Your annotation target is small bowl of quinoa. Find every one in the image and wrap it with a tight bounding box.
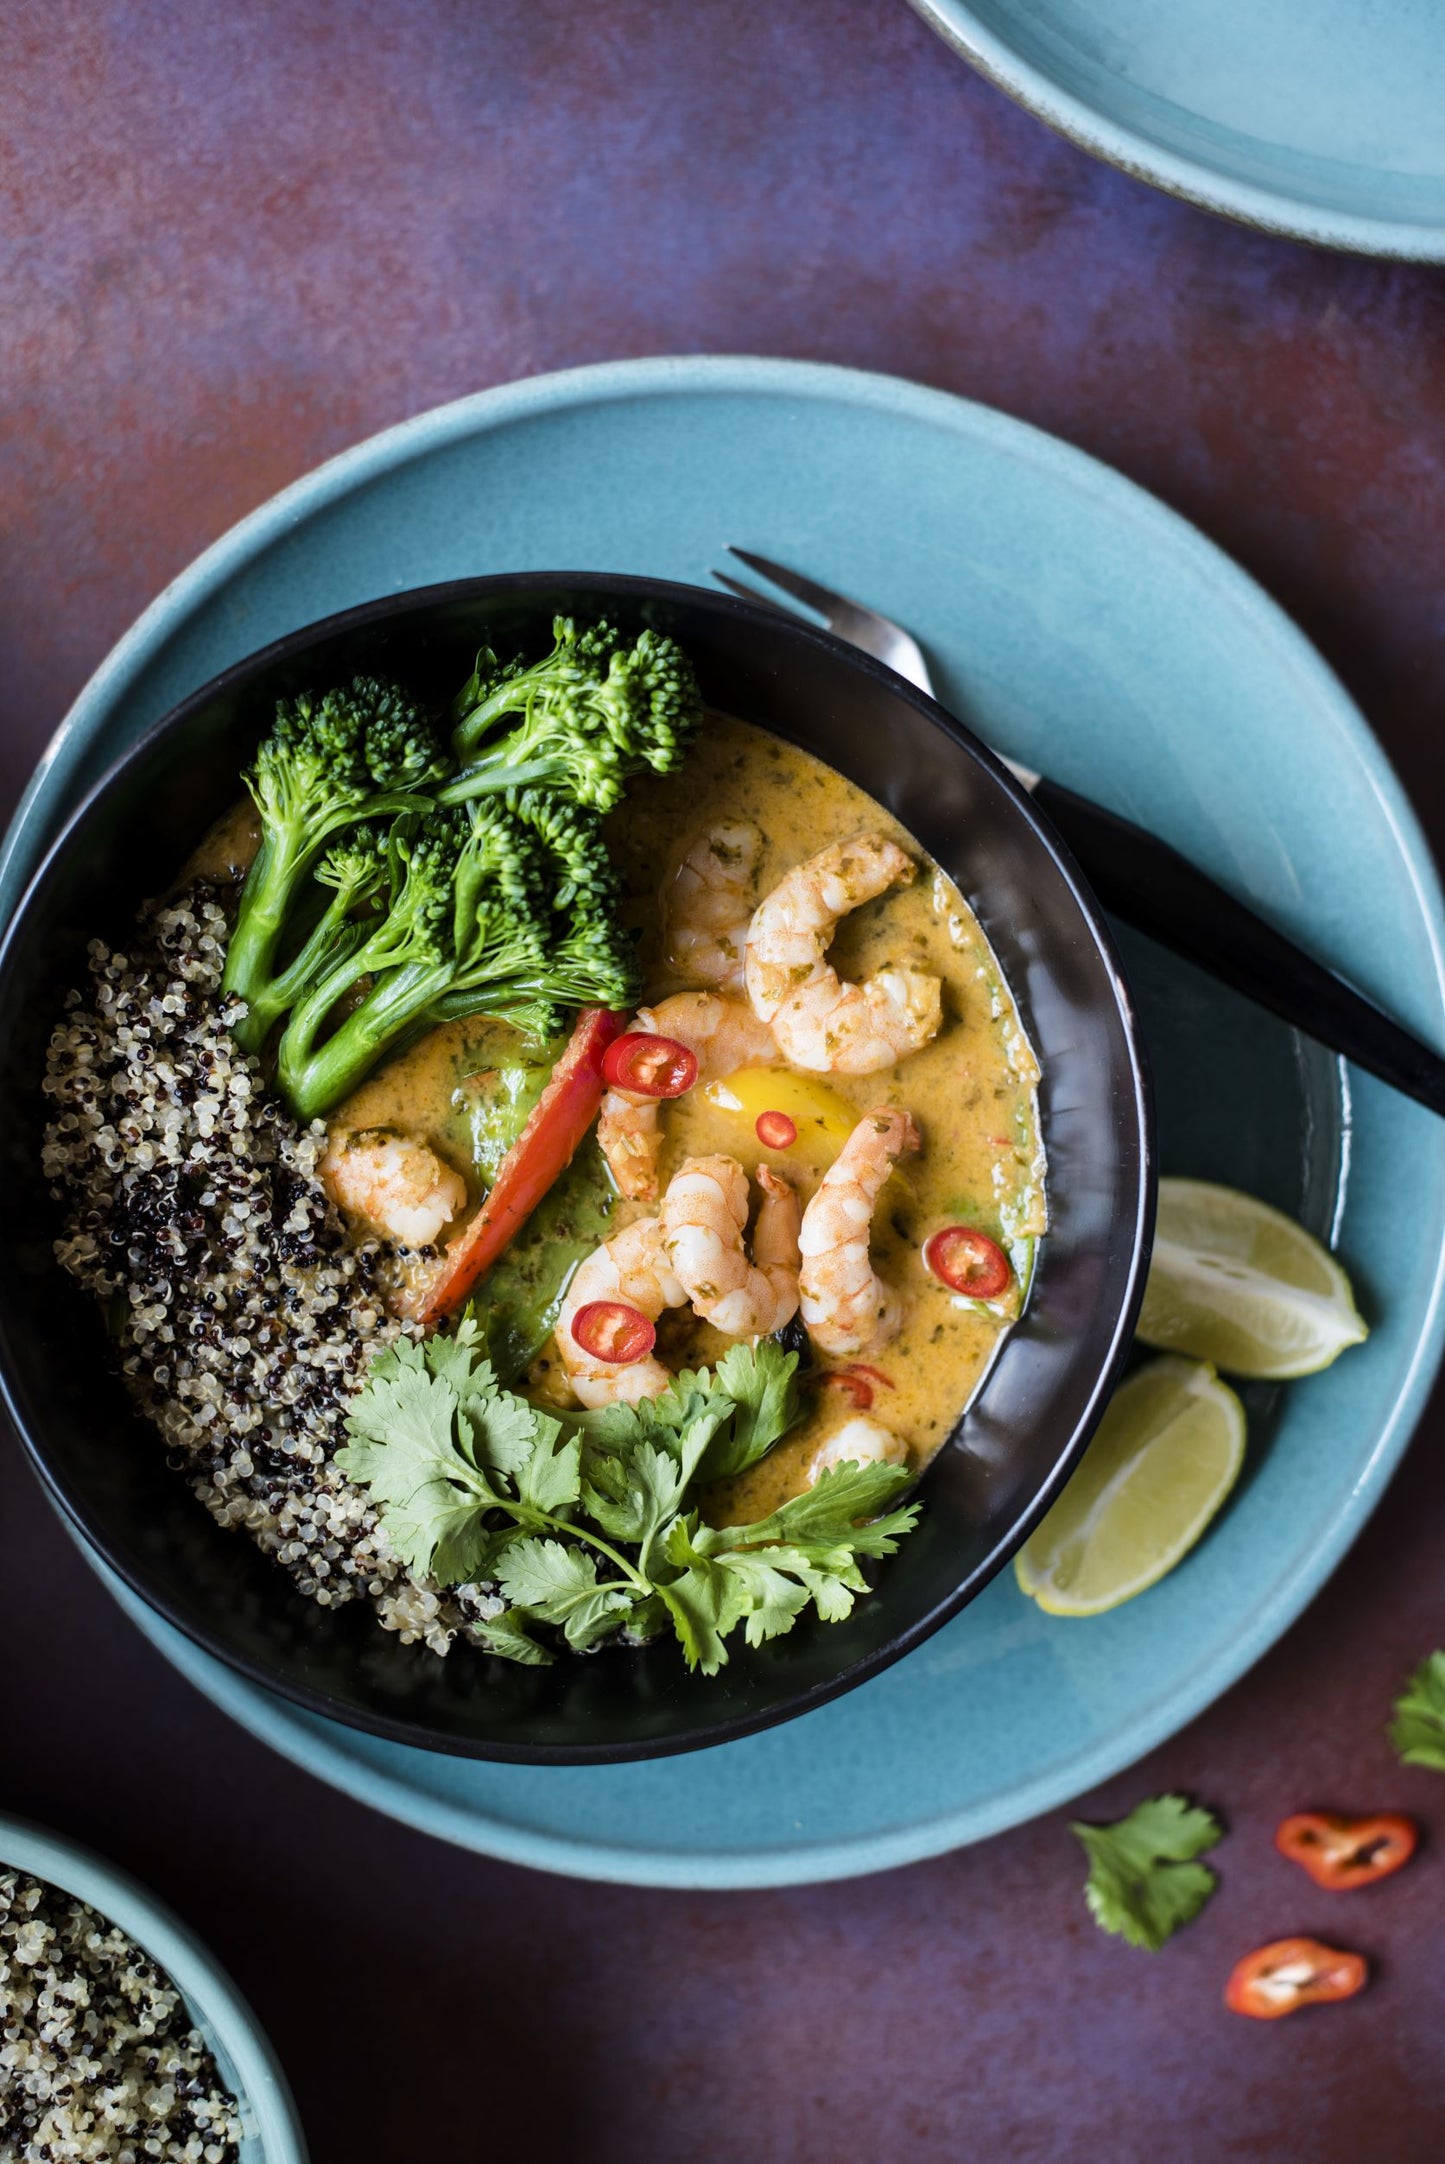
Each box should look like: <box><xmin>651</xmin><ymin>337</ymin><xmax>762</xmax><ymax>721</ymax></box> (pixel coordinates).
<box><xmin>0</xmin><ymin>1813</ymin><xmax>306</xmax><ymax>2164</ymax></box>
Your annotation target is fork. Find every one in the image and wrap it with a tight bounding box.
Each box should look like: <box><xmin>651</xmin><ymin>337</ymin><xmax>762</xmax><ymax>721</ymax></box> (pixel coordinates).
<box><xmin>713</xmin><ymin>547</ymin><xmax>1445</xmax><ymax>1119</ymax></box>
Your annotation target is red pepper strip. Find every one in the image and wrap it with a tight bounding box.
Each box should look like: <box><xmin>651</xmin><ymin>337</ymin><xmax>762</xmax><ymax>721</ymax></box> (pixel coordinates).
<box><xmin>569</xmin><ymin>1300</ymin><xmax>657</xmax><ymax>1365</ymax></box>
<box><xmin>416</xmin><ymin>1008</ymin><xmax>624</xmax><ymax>1326</ymax></box>
<box><xmin>923</xmin><ymin>1225</ymin><xmax>1012</xmax><ymax>1300</ymax></box>
<box><xmin>1225</xmin><ymin>1938</ymin><xmax>1368</xmax><ymax>2020</ymax></box>
<box><xmin>1275</xmin><ymin>1812</ymin><xmax>1417</xmax><ymax>1891</ymax></box>
<box><xmin>601</xmin><ymin>1031</ymin><xmax>698</xmax><ymax>1100</ymax></box>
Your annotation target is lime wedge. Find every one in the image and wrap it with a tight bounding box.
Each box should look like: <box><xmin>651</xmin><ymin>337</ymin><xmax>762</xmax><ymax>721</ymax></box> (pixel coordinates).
<box><xmin>1136</xmin><ymin>1178</ymin><xmax>1368</xmax><ymax>1380</ymax></box>
<box><xmin>1015</xmin><ymin>1357</ymin><xmax>1245</xmax><ymax>1616</ymax></box>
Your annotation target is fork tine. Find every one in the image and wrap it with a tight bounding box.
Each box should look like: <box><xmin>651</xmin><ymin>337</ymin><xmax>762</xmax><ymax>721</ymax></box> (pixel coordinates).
<box><xmin>727</xmin><ymin>547</ymin><xmax>843</xmax><ymax>620</ymax></box>
<box><xmin>710</xmin><ymin>570</ymin><xmax>803</xmax><ymax>622</ymax></box>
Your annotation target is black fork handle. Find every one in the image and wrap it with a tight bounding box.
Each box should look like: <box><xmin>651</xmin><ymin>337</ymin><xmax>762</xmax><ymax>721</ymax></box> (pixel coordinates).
<box><xmin>1033</xmin><ymin>776</ymin><xmax>1445</xmax><ymax>1119</ymax></box>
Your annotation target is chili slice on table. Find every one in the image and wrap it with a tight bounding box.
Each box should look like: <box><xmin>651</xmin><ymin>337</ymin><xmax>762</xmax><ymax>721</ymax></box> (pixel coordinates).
<box><xmin>1225</xmin><ymin>1938</ymin><xmax>1368</xmax><ymax>2020</ymax></box>
<box><xmin>755</xmin><ymin>1109</ymin><xmax>798</xmax><ymax>1150</ymax></box>
<box><xmin>568</xmin><ymin>1300</ymin><xmax>657</xmax><ymax>1365</ymax></box>
<box><xmin>1275</xmin><ymin>1812</ymin><xmax>1417</xmax><ymax>1891</ymax></box>
<box><xmin>923</xmin><ymin>1224</ymin><xmax>1012</xmax><ymax>1300</ymax></box>
<box><xmin>601</xmin><ymin>1031</ymin><xmax>698</xmax><ymax>1099</ymax></box>
<box><xmin>416</xmin><ymin>1007</ymin><xmax>624</xmax><ymax>1326</ymax></box>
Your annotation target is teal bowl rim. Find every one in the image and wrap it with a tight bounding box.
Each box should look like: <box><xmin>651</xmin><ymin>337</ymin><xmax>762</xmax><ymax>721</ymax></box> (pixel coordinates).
<box><xmin>8</xmin><ymin>355</ymin><xmax>1445</xmax><ymax>1883</ymax></box>
<box><xmin>0</xmin><ymin>1811</ymin><xmax>307</xmax><ymax>2159</ymax></box>
<box><xmin>905</xmin><ymin>0</ymin><xmax>1445</xmax><ymax>262</ymax></box>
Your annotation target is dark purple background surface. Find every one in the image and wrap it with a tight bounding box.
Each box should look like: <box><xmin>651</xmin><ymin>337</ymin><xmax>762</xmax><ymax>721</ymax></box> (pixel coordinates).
<box><xmin>3</xmin><ymin>4</ymin><xmax>1444</xmax><ymax>2157</ymax></box>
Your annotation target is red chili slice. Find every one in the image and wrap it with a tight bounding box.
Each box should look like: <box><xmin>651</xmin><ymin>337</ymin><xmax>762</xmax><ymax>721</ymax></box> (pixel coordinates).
<box><xmin>822</xmin><ymin>1371</ymin><xmax>875</xmax><ymax>1411</ymax></box>
<box><xmin>755</xmin><ymin>1109</ymin><xmax>798</xmax><ymax>1150</ymax></box>
<box><xmin>601</xmin><ymin>1032</ymin><xmax>698</xmax><ymax>1099</ymax></box>
<box><xmin>845</xmin><ymin>1364</ymin><xmax>895</xmax><ymax>1390</ymax></box>
<box><xmin>1225</xmin><ymin>1938</ymin><xmax>1368</xmax><ymax>2020</ymax></box>
<box><xmin>569</xmin><ymin>1300</ymin><xmax>657</xmax><ymax>1365</ymax></box>
<box><xmin>923</xmin><ymin>1225</ymin><xmax>1012</xmax><ymax>1300</ymax></box>
<box><xmin>1275</xmin><ymin>1812</ymin><xmax>1418</xmax><ymax>1892</ymax></box>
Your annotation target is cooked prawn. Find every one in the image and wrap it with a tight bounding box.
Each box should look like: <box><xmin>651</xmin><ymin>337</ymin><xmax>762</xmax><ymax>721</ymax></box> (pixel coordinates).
<box><xmin>664</xmin><ymin>822</ymin><xmax>761</xmax><ymax>993</ymax></box>
<box><xmin>661</xmin><ymin>1156</ymin><xmax>800</xmax><ymax>1338</ymax></box>
<box><xmin>745</xmin><ymin>833</ymin><xmax>942</xmax><ymax>1074</ymax></box>
<box><xmin>554</xmin><ymin>1216</ymin><xmax>684</xmax><ymax>1407</ymax></box>
<box><xmin>798</xmin><ymin>1106</ymin><xmax>919</xmax><ymax>1355</ymax></box>
<box><xmin>808</xmin><ymin>1414</ymin><xmax>910</xmax><ymax>1484</ymax></box>
<box><xmin>320</xmin><ymin>1128</ymin><xmax>467</xmax><ymax>1250</ymax></box>
<box><xmin>598</xmin><ymin>992</ymin><xmax>779</xmax><ymax>1202</ymax></box>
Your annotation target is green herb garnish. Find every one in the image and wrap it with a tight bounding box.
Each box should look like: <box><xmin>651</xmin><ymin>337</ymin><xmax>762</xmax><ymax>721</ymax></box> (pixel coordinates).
<box><xmin>1390</xmin><ymin>1652</ymin><xmax>1445</xmax><ymax>1771</ymax></box>
<box><xmin>1070</xmin><ymin>1795</ymin><xmax>1223</xmax><ymax>1950</ymax></box>
<box><xmin>337</xmin><ymin>1324</ymin><xmax>920</xmax><ymax>1671</ymax></box>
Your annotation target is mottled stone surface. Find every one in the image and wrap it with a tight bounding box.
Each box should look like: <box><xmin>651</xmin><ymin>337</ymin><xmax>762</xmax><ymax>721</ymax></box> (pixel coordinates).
<box><xmin>2</xmin><ymin>4</ymin><xmax>1443</xmax><ymax>2158</ymax></box>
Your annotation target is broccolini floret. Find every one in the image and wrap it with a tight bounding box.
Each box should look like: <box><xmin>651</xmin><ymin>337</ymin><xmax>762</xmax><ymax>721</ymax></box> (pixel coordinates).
<box><xmin>272</xmin><ymin>796</ymin><xmax>642</xmax><ymax>1122</ymax></box>
<box><xmin>224</xmin><ymin>677</ymin><xmax>445</xmax><ymax>1052</ymax></box>
<box><xmin>440</xmin><ymin>617</ymin><xmax>702</xmax><ymax>813</ymax></box>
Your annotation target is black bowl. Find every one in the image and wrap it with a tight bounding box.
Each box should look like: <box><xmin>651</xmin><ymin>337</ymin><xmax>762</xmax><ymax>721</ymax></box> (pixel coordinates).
<box><xmin>0</xmin><ymin>574</ymin><xmax>1153</xmax><ymax>1762</ymax></box>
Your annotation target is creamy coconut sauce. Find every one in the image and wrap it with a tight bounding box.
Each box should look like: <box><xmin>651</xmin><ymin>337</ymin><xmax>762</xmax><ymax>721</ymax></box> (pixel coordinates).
<box><xmin>188</xmin><ymin>714</ymin><xmax>1046</xmax><ymax>1516</ymax></box>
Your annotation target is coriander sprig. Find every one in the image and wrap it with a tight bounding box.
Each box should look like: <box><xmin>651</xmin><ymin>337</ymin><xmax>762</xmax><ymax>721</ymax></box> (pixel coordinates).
<box><xmin>337</xmin><ymin>1322</ymin><xmax>920</xmax><ymax>1672</ymax></box>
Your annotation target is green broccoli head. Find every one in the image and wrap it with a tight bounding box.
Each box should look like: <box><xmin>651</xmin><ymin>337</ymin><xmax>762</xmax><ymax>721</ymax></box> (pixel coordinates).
<box><xmin>441</xmin><ymin>618</ymin><xmax>702</xmax><ymax>814</ymax></box>
<box><xmin>225</xmin><ymin>676</ymin><xmax>444</xmax><ymax>1048</ymax></box>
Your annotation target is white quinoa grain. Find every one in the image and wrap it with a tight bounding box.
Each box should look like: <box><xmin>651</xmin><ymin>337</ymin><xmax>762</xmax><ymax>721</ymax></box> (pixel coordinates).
<box><xmin>43</xmin><ymin>887</ymin><xmax>502</xmax><ymax>1659</ymax></box>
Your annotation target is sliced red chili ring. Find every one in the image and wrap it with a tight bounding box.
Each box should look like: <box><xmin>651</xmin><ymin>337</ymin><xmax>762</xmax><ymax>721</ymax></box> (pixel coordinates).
<box><xmin>822</xmin><ymin>1371</ymin><xmax>875</xmax><ymax>1411</ymax></box>
<box><xmin>1275</xmin><ymin>1812</ymin><xmax>1418</xmax><ymax>1891</ymax></box>
<box><xmin>569</xmin><ymin>1300</ymin><xmax>657</xmax><ymax>1365</ymax></box>
<box><xmin>923</xmin><ymin>1225</ymin><xmax>1012</xmax><ymax>1300</ymax></box>
<box><xmin>755</xmin><ymin>1109</ymin><xmax>798</xmax><ymax>1150</ymax></box>
<box><xmin>601</xmin><ymin>1032</ymin><xmax>698</xmax><ymax>1100</ymax></box>
<box><xmin>844</xmin><ymin>1363</ymin><xmax>895</xmax><ymax>1390</ymax></box>
<box><xmin>1225</xmin><ymin>1938</ymin><xmax>1368</xmax><ymax>2020</ymax></box>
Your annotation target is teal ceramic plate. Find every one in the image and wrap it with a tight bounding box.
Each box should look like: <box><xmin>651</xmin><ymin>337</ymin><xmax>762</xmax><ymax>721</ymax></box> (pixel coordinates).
<box><xmin>0</xmin><ymin>1812</ymin><xmax>306</xmax><ymax>2160</ymax></box>
<box><xmin>9</xmin><ymin>358</ymin><xmax>1445</xmax><ymax>1885</ymax></box>
<box><xmin>909</xmin><ymin>0</ymin><xmax>1445</xmax><ymax>259</ymax></box>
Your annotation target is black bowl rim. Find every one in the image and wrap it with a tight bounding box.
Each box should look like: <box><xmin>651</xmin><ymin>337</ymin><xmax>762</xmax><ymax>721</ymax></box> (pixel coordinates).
<box><xmin>0</xmin><ymin>570</ymin><xmax>1155</xmax><ymax>1762</ymax></box>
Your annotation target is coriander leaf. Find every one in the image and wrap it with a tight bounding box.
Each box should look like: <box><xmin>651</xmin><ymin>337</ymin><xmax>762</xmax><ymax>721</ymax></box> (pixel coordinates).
<box><xmin>1070</xmin><ymin>1796</ymin><xmax>1223</xmax><ymax>1951</ymax></box>
<box><xmin>1390</xmin><ymin>1651</ymin><xmax>1445</xmax><ymax>1771</ymax></box>
<box><xmin>717</xmin><ymin>1554</ymin><xmax>812</xmax><ymax>1645</ymax></box>
<box><xmin>658</xmin><ymin>1560</ymin><xmax>745</xmax><ymax>1675</ymax></box>
<box><xmin>496</xmin><ymin>1538</ymin><xmax>635</xmax><ymax>1653</ymax></box>
<box><xmin>473</xmin><ymin>1607</ymin><xmax>555</xmax><ymax>1667</ymax></box>
<box><xmin>581</xmin><ymin>1438</ymin><xmax>686</xmax><ymax>1557</ymax></box>
<box><xmin>696</xmin><ymin>1340</ymin><xmax>804</xmax><ymax>1482</ymax></box>
<box><xmin>497</xmin><ymin>1536</ymin><xmax>602</xmax><ymax>1613</ymax></box>
<box><xmin>512</xmin><ymin>1418</ymin><xmax>581</xmax><ymax>1515</ymax></box>
<box><xmin>703</xmin><ymin>1458</ymin><xmax>919</xmax><ymax>1559</ymax></box>
<box><xmin>338</xmin><ymin>1353</ymin><xmax>499</xmax><ymax>1579</ymax></box>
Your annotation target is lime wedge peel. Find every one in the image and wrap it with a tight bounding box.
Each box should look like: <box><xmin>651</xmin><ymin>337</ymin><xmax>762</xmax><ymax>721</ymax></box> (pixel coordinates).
<box><xmin>1135</xmin><ymin>1178</ymin><xmax>1368</xmax><ymax>1381</ymax></box>
<box><xmin>1015</xmin><ymin>1356</ymin><xmax>1247</xmax><ymax>1618</ymax></box>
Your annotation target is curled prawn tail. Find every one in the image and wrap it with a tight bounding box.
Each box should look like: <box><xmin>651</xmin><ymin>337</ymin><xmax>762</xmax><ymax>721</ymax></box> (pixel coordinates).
<box><xmin>744</xmin><ymin>834</ymin><xmax>942</xmax><ymax>1075</ymax></box>
<box><xmin>665</xmin><ymin>822</ymin><xmax>762</xmax><ymax>992</ymax></box>
<box><xmin>598</xmin><ymin>1090</ymin><xmax>661</xmax><ymax>1201</ymax></box>
<box><xmin>661</xmin><ymin>1155</ymin><xmax>800</xmax><ymax>1339</ymax></box>
<box><xmin>798</xmin><ymin>1106</ymin><xmax>920</xmax><ymax>1356</ymax></box>
<box><xmin>555</xmin><ymin>1217</ymin><xmax>683</xmax><ymax>1407</ymax></box>
<box><xmin>754</xmin><ymin>1164</ymin><xmax>801</xmax><ymax>1277</ymax></box>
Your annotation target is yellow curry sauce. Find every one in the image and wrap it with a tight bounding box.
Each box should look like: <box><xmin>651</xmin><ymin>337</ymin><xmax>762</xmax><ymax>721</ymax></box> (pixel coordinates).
<box><xmin>186</xmin><ymin>715</ymin><xmax>1046</xmax><ymax>1516</ymax></box>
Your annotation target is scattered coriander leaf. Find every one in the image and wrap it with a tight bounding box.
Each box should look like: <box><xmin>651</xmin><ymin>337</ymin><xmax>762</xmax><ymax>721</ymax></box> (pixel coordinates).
<box><xmin>512</xmin><ymin>1419</ymin><xmax>581</xmax><ymax>1515</ymax></box>
<box><xmin>696</xmin><ymin>1340</ymin><xmax>805</xmax><ymax>1481</ymax></box>
<box><xmin>701</xmin><ymin>1457</ymin><xmax>919</xmax><ymax>1559</ymax></box>
<box><xmin>472</xmin><ymin>1607</ymin><xmax>555</xmax><ymax>1667</ymax></box>
<box><xmin>1070</xmin><ymin>1796</ymin><xmax>1223</xmax><ymax>1951</ymax></box>
<box><xmin>1390</xmin><ymin>1652</ymin><xmax>1445</xmax><ymax>1771</ymax></box>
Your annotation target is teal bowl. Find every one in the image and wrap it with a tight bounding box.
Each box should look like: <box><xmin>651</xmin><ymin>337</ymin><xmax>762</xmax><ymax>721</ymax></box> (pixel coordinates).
<box><xmin>0</xmin><ymin>1812</ymin><xmax>305</xmax><ymax>2162</ymax></box>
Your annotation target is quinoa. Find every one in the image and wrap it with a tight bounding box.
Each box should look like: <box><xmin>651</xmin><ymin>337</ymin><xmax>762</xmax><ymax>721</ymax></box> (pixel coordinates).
<box><xmin>41</xmin><ymin>886</ymin><xmax>502</xmax><ymax>1656</ymax></box>
<box><xmin>0</xmin><ymin>1868</ymin><xmax>243</xmax><ymax>2163</ymax></box>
